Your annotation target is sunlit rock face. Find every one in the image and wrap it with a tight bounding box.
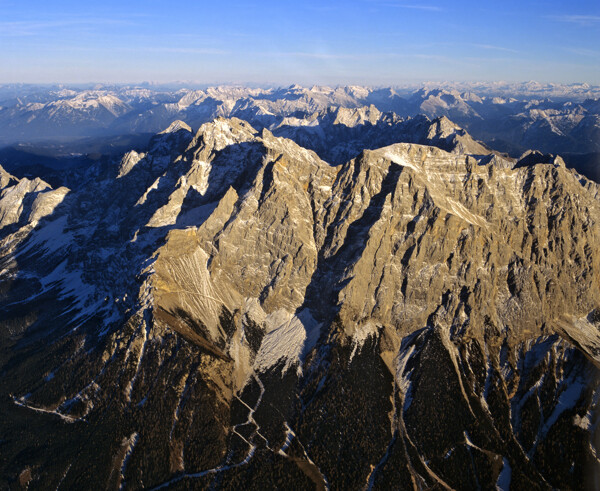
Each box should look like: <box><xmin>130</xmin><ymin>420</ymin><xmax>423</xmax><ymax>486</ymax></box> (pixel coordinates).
<box><xmin>1</xmin><ymin>116</ymin><xmax>599</xmax><ymax>490</ymax></box>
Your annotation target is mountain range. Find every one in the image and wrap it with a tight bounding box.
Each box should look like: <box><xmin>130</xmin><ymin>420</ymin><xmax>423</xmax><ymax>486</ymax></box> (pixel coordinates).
<box><xmin>1</xmin><ymin>95</ymin><xmax>600</xmax><ymax>489</ymax></box>
<box><xmin>1</xmin><ymin>83</ymin><xmax>599</xmax><ymax>157</ymax></box>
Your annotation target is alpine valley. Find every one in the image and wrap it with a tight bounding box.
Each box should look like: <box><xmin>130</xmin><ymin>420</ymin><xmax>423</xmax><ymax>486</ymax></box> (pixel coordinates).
<box><xmin>1</xmin><ymin>84</ymin><xmax>600</xmax><ymax>490</ymax></box>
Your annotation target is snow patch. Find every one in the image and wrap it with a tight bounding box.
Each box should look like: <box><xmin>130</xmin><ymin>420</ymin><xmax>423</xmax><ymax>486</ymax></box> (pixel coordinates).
<box><xmin>384</xmin><ymin>150</ymin><xmax>419</xmax><ymax>172</ymax></box>
<box><xmin>278</xmin><ymin>422</ymin><xmax>296</xmax><ymax>456</ymax></box>
<box><xmin>40</xmin><ymin>260</ymin><xmax>99</xmax><ymax>319</ymax></box>
<box><xmin>12</xmin><ymin>395</ymin><xmax>80</xmax><ymax>424</ymax></box>
<box><xmin>119</xmin><ymin>432</ymin><xmax>139</xmax><ymax>490</ymax></box>
<box><xmin>541</xmin><ymin>378</ymin><xmax>586</xmax><ymax>436</ymax></box>
<box><xmin>574</xmin><ymin>412</ymin><xmax>592</xmax><ymax>431</ymax></box>
<box><xmin>254</xmin><ymin>308</ymin><xmax>321</xmax><ymax>375</ymax></box>
<box><xmin>19</xmin><ymin>216</ymin><xmax>73</xmax><ymax>256</ymax></box>
<box><xmin>190</xmin><ymin>159</ymin><xmax>211</xmax><ymax>195</ymax></box>
<box><xmin>396</xmin><ymin>342</ymin><xmax>416</xmax><ymax>411</ymax></box>
<box><xmin>349</xmin><ymin>322</ymin><xmax>377</xmax><ymax>363</ymax></box>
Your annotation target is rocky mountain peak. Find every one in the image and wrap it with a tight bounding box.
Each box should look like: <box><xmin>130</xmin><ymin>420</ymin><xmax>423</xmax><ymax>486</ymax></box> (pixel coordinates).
<box><xmin>515</xmin><ymin>149</ymin><xmax>566</xmax><ymax>168</ymax></box>
<box><xmin>331</xmin><ymin>104</ymin><xmax>382</xmax><ymax>126</ymax></box>
<box><xmin>0</xmin><ymin>164</ymin><xmax>17</xmax><ymax>188</ymax></box>
<box><xmin>160</xmin><ymin>119</ymin><xmax>192</xmax><ymax>135</ymax></box>
<box><xmin>188</xmin><ymin>117</ymin><xmax>258</xmax><ymax>158</ymax></box>
<box><xmin>0</xmin><ymin>168</ymin><xmax>68</xmax><ymax>232</ymax></box>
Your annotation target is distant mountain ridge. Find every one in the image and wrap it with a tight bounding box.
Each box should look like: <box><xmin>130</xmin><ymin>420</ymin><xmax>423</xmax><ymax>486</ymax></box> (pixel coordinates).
<box><xmin>1</xmin><ymin>83</ymin><xmax>599</xmax><ymax>160</ymax></box>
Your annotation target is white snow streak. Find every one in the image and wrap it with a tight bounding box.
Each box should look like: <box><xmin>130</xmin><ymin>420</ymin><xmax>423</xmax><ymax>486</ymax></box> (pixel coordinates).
<box><xmin>254</xmin><ymin>308</ymin><xmax>321</xmax><ymax>374</ymax></box>
<box><xmin>396</xmin><ymin>343</ymin><xmax>416</xmax><ymax>410</ymax></box>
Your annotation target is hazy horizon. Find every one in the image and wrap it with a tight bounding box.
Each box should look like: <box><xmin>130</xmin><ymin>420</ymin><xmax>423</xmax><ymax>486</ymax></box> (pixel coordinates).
<box><xmin>1</xmin><ymin>79</ymin><xmax>600</xmax><ymax>89</ymax></box>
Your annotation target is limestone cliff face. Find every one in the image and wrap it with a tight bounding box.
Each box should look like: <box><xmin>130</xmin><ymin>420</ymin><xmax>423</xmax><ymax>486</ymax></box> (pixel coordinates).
<box><xmin>152</xmin><ymin>127</ymin><xmax>600</xmax><ymax>359</ymax></box>
<box><xmin>316</xmin><ymin>145</ymin><xmax>600</xmax><ymax>341</ymax></box>
<box><xmin>0</xmin><ymin>165</ymin><xmax>68</xmax><ymax>231</ymax></box>
<box><xmin>152</xmin><ymin>125</ymin><xmax>336</xmax><ymax>327</ymax></box>
<box><xmin>1</xmin><ymin>117</ymin><xmax>599</xmax><ymax>489</ymax></box>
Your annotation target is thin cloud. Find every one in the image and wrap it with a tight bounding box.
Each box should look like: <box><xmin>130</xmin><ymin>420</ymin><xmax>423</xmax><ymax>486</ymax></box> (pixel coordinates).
<box><xmin>463</xmin><ymin>56</ymin><xmax>524</xmax><ymax>63</ymax></box>
<box><xmin>562</xmin><ymin>47</ymin><xmax>600</xmax><ymax>58</ymax></box>
<box><xmin>0</xmin><ymin>20</ymin><xmax>79</xmax><ymax>36</ymax></box>
<box><xmin>548</xmin><ymin>14</ymin><xmax>600</xmax><ymax>25</ymax></box>
<box><xmin>145</xmin><ymin>47</ymin><xmax>230</xmax><ymax>56</ymax></box>
<box><xmin>365</xmin><ymin>1</ymin><xmax>443</xmax><ymax>11</ymax></box>
<box><xmin>472</xmin><ymin>44</ymin><xmax>519</xmax><ymax>54</ymax></box>
<box><xmin>255</xmin><ymin>51</ymin><xmax>469</xmax><ymax>63</ymax></box>
<box><xmin>408</xmin><ymin>53</ymin><xmax>465</xmax><ymax>63</ymax></box>
<box><xmin>381</xmin><ymin>4</ymin><xmax>443</xmax><ymax>11</ymax></box>
<box><xmin>261</xmin><ymin>52</ymin><xmax>361</xmax><ymax>60</ymax></box>
<box><xmin>302</xmin><ymin>5</ymin><xmax>343</xmax><ymax>13</ymax></box>
<box><xmin>0</xmin><ymin>18</ymin><xmax>138</xmax><ymax>36</ymax></box>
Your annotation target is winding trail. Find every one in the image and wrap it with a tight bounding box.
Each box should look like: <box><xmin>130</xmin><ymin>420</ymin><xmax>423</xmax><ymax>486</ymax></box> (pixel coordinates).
<box><xmin>150</xmin><ymin>372</ymin><xmax>266</xmax><ymax>490</ymax></box>
<box><xmin>12</xmin><ymin>395</ymin><xmax>80</xmax><ymax>424</ymax></box>
<box><xmin>277</xmin><ymin>421</ymin><xmax>329</xmax><ymax>491</ymax></box>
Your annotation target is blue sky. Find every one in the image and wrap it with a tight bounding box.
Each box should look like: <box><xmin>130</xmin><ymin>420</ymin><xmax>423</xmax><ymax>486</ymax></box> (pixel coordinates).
<box><xmin>1</xmin><ymin>0</ymin><xmax>599</xmax><ymax>85</ymax></box>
